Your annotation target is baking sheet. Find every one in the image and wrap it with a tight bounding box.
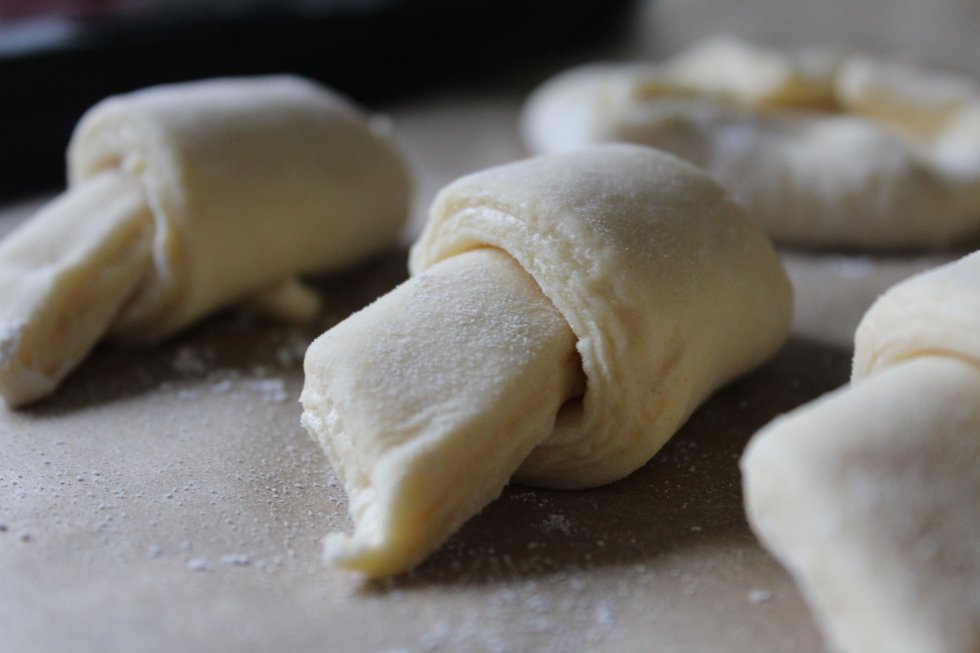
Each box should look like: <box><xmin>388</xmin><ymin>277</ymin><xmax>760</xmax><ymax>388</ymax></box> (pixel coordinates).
<box><xmin>1</xmin><ymin>257</ymin><xmax>841</xmax><ymax>652</ymax></box>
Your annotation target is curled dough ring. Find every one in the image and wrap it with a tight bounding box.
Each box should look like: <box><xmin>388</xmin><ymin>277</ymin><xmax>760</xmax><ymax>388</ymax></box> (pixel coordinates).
<box><xmin>302</xmin><ymin>144</ymin><xmax>792</xmax><ymax>577</ymax></box>
<box><xmin>742</xmin><ymin>251</ymin><xmax>980</xmax><ymax>653</ymax></box>
<box><xmin>522</xmin><ymin>38</ymin><xmax>980</xmax><ymax>249</ymax></box>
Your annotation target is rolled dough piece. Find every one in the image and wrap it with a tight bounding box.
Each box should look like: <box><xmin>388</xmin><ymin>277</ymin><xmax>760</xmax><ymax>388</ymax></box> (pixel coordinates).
<box><xmin>0</xmin><ymin>76</ymin><xmax>410</xmax><ymax>407</ymax></box>
<box><xmin>780</xmin><ymin>248</ymin><xmax>957</xmax><ymax>346</ymax></box>
<box><xmin>853</xmin><ymin>249</ymin><xmax>980</xmax><ymax>377</ymax></box>
<box><xmin>301</xmin><ymin>144</ymin><xmax>792</xmax><ymax>577</ymax></box>
<box><xmin>521</xmin><ymin>37</ymin><xmax>980</xmax><ymax>250</ymax></box>
<box><xmin>742</xmin><ymin>251</ymin><xmax>980</xmax><ymax>653</ymax></box>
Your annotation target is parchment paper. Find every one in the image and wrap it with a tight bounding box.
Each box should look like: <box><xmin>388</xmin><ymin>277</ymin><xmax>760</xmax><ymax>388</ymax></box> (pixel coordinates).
<box><xmin>3</xmin><ymin>1</ymin><xmax>978</xmax><ymax>651</ymax></box>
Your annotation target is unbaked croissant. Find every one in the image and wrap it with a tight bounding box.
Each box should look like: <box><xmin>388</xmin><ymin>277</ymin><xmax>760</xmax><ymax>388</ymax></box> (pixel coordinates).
<box><xmin>301</xmin><ymin>144</ymin><xmax>792</xmax><ymax>577</ymax></box>
<box><xmin>522</xmin><ymin>37</ymin><xmax>980</xmax><ymax>250</ymax></box>
<box><xmin>0</xmin><ymin>76</ymin><xmax>410</xmax><ymax>407</ymax></box>
<box><xmin>742</xmin><ymin>250</ymin><xmax>980</xmax><ymax>653</ymax></box>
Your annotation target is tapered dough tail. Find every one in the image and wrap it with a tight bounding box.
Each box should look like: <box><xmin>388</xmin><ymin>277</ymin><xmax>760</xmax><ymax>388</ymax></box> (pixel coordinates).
<box><xmin>0</xmin><ymin>171</ymin><xmax>153</xmax><ymax>406</ymax></box>
<box><xmin>301</xmin><ymin>249</ymin><xmax>581</xmax><ymax>577</ymax></box>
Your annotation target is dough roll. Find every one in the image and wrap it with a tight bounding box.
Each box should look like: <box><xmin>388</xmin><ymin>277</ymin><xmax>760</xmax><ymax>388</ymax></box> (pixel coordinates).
<box><xmin>0</xmin><ymin>76</ymin><xmax>410</xmax><ymax>406</ymax></box>
<box><xmin>410</xmin><ymin>144</ymin><xmax>792</xmax><ymax>487</ymax></box>
<box><xmin>522</xmin><ymin>38</ymin><xmax>980</xmax><ymax>249</ymax></box>
<box><xmin>742</xmin><ymin>251</ymin><xmax>980</xmax><ymax>653</ymax></box>
<box><xmin>69</xmin><ymin>75</ymin><xmax>410</xmax><ymax>341</ymax></box>
<box><xmin>302</xmin><ymin>144</ymin><xmax>792</xmax><ymax>576</ymax></box>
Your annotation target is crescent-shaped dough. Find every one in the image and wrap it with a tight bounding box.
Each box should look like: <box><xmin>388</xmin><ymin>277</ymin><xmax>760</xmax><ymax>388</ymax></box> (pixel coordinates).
<box><xmin>0</xmin><ymin>76</ymin><xmax>410</xmax><ymax>407</ymax></box>
<box><xmin>521</xmin><ymin>38</ymin><xmax>980</xmax><ymax>249</ymax></box>
<box><xmin>69</xmin><ymin>75</ymin><xmax>410</xmax><ymax>340</ymax></box>
<box><xmin>301</xmin><ymin>144</ymin><xmax>792</xmax><ymax>577</ymax></box>
<box><xmin>742</xmin><ymin>250</ymin><xmax>980</xmax><ymax>653</ymax></box>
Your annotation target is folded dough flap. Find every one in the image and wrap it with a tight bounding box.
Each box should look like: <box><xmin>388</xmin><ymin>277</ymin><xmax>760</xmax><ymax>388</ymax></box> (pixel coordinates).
<box><xmin>301</xmin><ymin>248</ymin><xmax>582</xmax><ymax>577</ymax></box>
<box><xmin>410</xmin><ymin>144</ymin><xmax>792</xmax><ymax>488</ymax></box>
<box><xmin>853</xmin><ymin>250</ymin><xmax>980</xmax><ymax>380</ymax></box>
<box><xmin>742</xmin><ymin>356</ymin><xmax>980</xmax><ymax>653</ymax></box>
<box><xmin>68</xmin><ymin>75</ymin><xmax>411</xmax><ymax>342</ymax></box>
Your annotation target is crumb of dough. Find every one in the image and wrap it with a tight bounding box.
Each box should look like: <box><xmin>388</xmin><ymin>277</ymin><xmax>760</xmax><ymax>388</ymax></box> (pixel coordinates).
<box><xmin>171</xmin><ymin>345</ymin><xmax>210</xmax><ymax>375</ymax></box>
<box><xmin>220</xmin><ymin>553</ymin><xmax>250</xmax><ymax>566</ymax></box>
<box><xmin>187</xmin><ymin>558</ymin><xmax>213</xmax><ymax>572</ymax></box>
<box><xmin>748</xmin><ymin>589</ymin><xmax>773</xmax><ymax>604</ymax></box>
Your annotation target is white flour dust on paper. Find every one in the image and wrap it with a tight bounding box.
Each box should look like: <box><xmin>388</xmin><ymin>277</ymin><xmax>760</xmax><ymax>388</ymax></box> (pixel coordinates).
<box><xmin>748</xmin><ymin>588</ymin><xmax>773</xmax><ymax>604</ymax></box>
<box><xmin>160</xmin><ymin>330</ymin><xmax>312</xmax><ymax>405</ymax></box>
<box><xmin>187</xmin><ymin>558</ymin><xmax>213</xmax><ymax>572</ymax></box>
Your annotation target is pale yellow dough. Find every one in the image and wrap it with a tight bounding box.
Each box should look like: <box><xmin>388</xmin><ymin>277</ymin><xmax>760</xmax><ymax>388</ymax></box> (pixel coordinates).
<box><xmin>0</xmin><ymin>76</ymin><xmax>410</xmax><ymax>406</ymax></box>
<box><xmin>742</xmin><ymin>250</ymin><xmax>980</xmax><ymax>653</ymax></box>
<box><xmin>301</xmin><ymin>144</ymin><xmax>792</xmax><ymax>577</ymax></box>
<box><xmin>522</xmin><ymin>38</ymin><xmax>980</xmax><ymax>249</ymax></box>
<box><xmin>853</xmin><ymin>249</ymin><xmax>980</xmax><ymax>377</ymax></box>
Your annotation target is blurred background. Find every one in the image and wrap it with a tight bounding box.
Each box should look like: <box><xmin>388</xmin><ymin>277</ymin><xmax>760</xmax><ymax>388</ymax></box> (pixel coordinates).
<box><xmin>3</xmin><ymin>0</ymin><xmax>979</xmax><ymax>201</ymax></box>
<box><xmin>0</xmin><ymin>0</ymin><xmax>637</xmax><ymax>200</ymax></box>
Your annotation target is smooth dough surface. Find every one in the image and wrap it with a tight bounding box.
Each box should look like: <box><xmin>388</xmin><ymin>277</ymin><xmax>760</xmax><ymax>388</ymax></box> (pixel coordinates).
<box><xmin>69</xmin><ymin>75</ymin><xmax>411</xmax><ymax>341</ymax></box>
<box><xmin>743</xmin><ymin>250</ymin><xmax>980</xmax><ymax>653</ymax></box>
<box><xmin>0</xmin><ymin>172</ymin><xmax>152</xmax><ymax>406</ymax></box>
<box><xmin>522</xmin><ymin>38</ymin><xmax>980</xmax><ymax>249</ymax></box>
<box><xmin>302</xmin><ymin>144</ymin><xmax>792</xmax><ymax>577</ymax></box>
